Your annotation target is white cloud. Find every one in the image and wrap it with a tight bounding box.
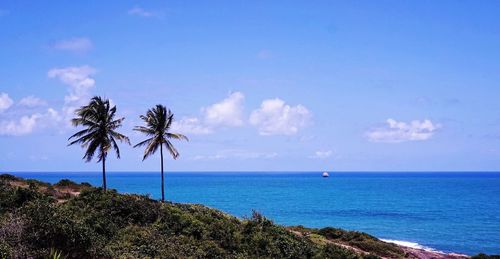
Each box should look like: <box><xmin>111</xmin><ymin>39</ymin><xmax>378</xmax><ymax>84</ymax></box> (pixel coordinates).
<box><xmin>171</xmin><ymin>93</ymin><xmax>312</xmax><ymax>137</ymax></box>
<box><xmin>231</xmin><ymin>151</ymin><xmax>278</xmax><ymax>160</ymax></box>
<box><xmin>0</xmin><ymin>66</ymin><xmax>96</xmax><ymax>136</ymax></box>
<box><xmin>0</xmin><ymin>91</ymin><xmax>61</xmax><ymax>136</ymax></box>
<box><xmin>203</xmin><ymin>92</ymin><xmax>245</xmax><ymax>127</ymax></box>
<box><xmin>249</xmin><ymin>98</ymin><xmax>311</xmax><ymax>136</ymax></box>
<box><xmin>0</xmin><ymin>93</ymin><xmax>14</xmax><ymax>113</ymax></box>
<box><xmin>171</xmin><ymin>92</ymin><xmax>245</xmax><ymax>135</ymax></box>
<box><xmin>366</xmin><ymin>118</ymin><xmax>441</xmax><ymax>143</ymax></box>
<box><xmin>191</xmin><ymin>154</ymin><xmax>226</xmax><ymax>161</ymax></box>
<box><xmin>19</xmin><ymin>96</ymin><xmax>47</xmax><ymax>107</ymax></box>
<box><xmin>51</xmin><ymin>37</ymin><xmax>93</xmax><ymax>53</ymax></box>
<box><xmin>310</xmin><ymin>150</ymin><xmax>334</xmax><ymax>159</ymax></box>
<box><xmin>191</xmin><ymin>150</ymin><xmax>278</xmax><ymax>161</ymax></box>
<box><xmin>0</xmin><ymin>108</ymin><xmax>63</xmax><ymax>136</ymax></box>
<box><xmin>46</xmin><ymin>108</ymin><xmax>62</xmax><ymax>123</ymax></box>
<box><xmin>171</xmin><ymin>117</ymin><xmax>213</xmax><ymax>135</ymax></box>
<box><xmin>128</xmin><ymin>7</ymin><xmax>162</xmax><ymax>18</ymax></box>
<box><xmin>0</xmin><ymin>114</ymin><xmax>40</xmax><ymax>136</ymax></box>
<box><xmin>48</xmin><ymin>65</ymin><xmax>96</xmax><ymax>120</ymax></box>
<box><xmin>48</xmin><ymin>66</ymin><xmax>96</xmax><ymax>101</ymax></box>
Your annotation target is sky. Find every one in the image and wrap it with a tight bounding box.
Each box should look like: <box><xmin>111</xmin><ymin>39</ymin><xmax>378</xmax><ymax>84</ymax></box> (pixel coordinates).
<box><xmin>1</xmin><ymin>1</ymin><xmax>500</xmax><ymax>172</ymax></box>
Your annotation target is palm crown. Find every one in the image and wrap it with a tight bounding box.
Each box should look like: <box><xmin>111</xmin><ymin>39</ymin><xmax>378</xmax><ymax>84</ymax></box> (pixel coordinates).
<box><xmin>68</xmin><ymin>96</ymin><xmax>130</xmax><ymax>190</ymax></box>
<box><xmin>134</xmin><ymin>105</ymin><xmax>188</xmax><ymax>160</ymax></box>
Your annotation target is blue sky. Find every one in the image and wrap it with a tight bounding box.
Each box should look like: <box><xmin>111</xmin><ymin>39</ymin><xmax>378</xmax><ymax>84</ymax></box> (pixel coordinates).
<box><xmin>1</xmin><ymin>1</ymin><xmax>500</xmax><ymax>172</ymax></box>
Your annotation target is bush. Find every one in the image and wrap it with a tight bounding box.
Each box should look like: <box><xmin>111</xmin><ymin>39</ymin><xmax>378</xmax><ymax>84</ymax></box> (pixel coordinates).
<box><xmin>318</xmin><ymin>227</ymin><xmax>345</xmax><ymax>239</ymax></box>
<box><xmin>54</xmin><ymin>179</ymin><xmax>78</xmax><ymax>188</ymax></box>
<box><xmin>0</xmin><ymin>184</ymin><xmax>50</xmax><ymax>214</ymax></box>
<box><xmin>472</xmin><ymin>254</ymin><xmax>500</xmax><ymax>259</ymax></box>
<box><xmin>0</xmin><ymin>174</ymin><xmax>20</xmax><ymax>182</ymax></box>
<box><xmin>315</xmin><ymin>244</ymin><xmax>363</xmax><ymax>259</ymax></box>
<box><xmin>317</xmin><ymin>227</ymin><xmax>402</xmax><ymax>258</ymax></box>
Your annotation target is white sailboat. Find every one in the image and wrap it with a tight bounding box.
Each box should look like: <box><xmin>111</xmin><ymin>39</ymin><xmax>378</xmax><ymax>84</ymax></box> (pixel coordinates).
<box><xmin>322</xmin><ymin>171</ymin><xmax>329</xmax><ymax>177</ymax></box>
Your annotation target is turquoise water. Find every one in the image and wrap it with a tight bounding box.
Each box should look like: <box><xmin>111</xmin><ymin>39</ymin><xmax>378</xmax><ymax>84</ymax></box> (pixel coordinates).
<box><xmin>12</xmin><ymin>172</ymin><xmax>500</xmax><ymax>255</ymax></box>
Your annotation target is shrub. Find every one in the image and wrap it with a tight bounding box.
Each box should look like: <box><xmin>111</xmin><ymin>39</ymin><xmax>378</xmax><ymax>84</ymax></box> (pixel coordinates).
<box><xmin>0</xmin><ymin>174</ymin><xmax>20</xmax><ymax>182</ymax></box>
<box><xmin>318</xmin><ymin>227</ymin><xmax>345</xmax><ymax>239</ymax></box>
<box><xmin>472</xmin><ymin>254</ymin><xmax>500</xmax><ymax>259</ymax></box>
<box><xmin>317</xmin><ymin>227</ymin><xmax>403</xmax><ymax>258</ymax></box>
<box><xmin>54</xmin><ymin>179</ymin><xmax>78</xmax><ymax>188</ymax></box>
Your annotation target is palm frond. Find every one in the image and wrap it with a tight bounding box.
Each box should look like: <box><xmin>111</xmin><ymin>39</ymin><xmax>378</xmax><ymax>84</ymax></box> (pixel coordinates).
<box><xmin>165</xmin><ymin>111</ymin><xmax>174</xmax><ymax>129</ymax></box>
<box><xmin>164</xmin><ymin>140</ymin><xmax>179</xmax><ymax>159</ymax></box>
<box><xmin>97</xmin><ymin>141</ymin><xmax>111</xmax><ymax>162</ymax></box>
<box><xmin>166</xmin><ymin>133</ymin><xmax>189</xmax><ymax>141</ymax></box>
<box><xmin>83</xmin><ymin>139</ymin><xmax>101</xmax><ymax>162</ymax></box>
<box><xmin>110</xmin><ymin>130</ymin><xmax>130</xmax><ymax>145</ymax></box>
<box><xmin>143</xmin><ymin>139</ymin><xmax>160</xmax><ymax>160</ymax></box>
<box><xmin>68</xmin><ymin>131</ymin><xmax>99</xmax><ymax>146</ymax></box>
<box><xmin>133</xmin><ymin>137</ymin><xmax>154</xmax><ymax>148</ymax></box>
<box><xmin>68</xmin><ymin>128</ymin><xmax>92</xmax><ymax>141</ymax></box>
<box><xmin>109</xmin><ymin>117</ymin><xmax>125</xmax><ymax>129</ymax></box>
<box><xmin>133</xmin><ymin>126</ymin><xmax>156</xmax><ymax>136</ymax></box>
<box><xmin>110</xmin><ymin>136</ymin><xmax>121</xmax><ymax>159</ymax></box>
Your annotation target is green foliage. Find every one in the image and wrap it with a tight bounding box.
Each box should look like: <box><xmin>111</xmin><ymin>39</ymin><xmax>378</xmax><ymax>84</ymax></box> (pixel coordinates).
<box><xmin>472</xmin><ymin>254</ymin><xmax>500</xmax><ymax>259</ymax></box>
<box><xmin>318</xmin><ymin>227</ymin><xmax>346</xmax><ymax>239</ymax></box>
<box><xmin>103</xmin><ymin>225</ymin><xmax>171</xmax><ymax>258</ymax></box>
<box><xmin>0</xmin><ymin>181</ymin><xmax>49</xmax><ymax>215</ymax></box>
<box><xmin>314</xmin><ymin>244</ymin><xmax>364</xmax><ymax>259</ymax></box>
<box><xmin>0</xmin><ymin>174</ymin><xmax>20</xmax><ymax>182</ymax></box>
<box><xmin>54</xmin><ymin>179</ymin><xmax>78</xmax><ymax>188</ymax></box>
<box><xmin>7</xmin><ymin>176</ymin><xmax>488</xmax><ymax>258</ymax></box>
<box><xmin>0</xmin><ymin>242</ymin><xmax>10</xmax><ymax>259</ymax></box>
<box><xmin>46</xmin><ymin>248</ymin><xmax>66</xmax><ymax>259</ymax></box>
<box><xmin>238</xmin><ymin>211</ymin><xmax>317</xmax><ymax>258</ymax></box>
<box><xmin>317</xmin><ymin>227</ymin><xmax>403</xmax><ymax>258</ymax></box>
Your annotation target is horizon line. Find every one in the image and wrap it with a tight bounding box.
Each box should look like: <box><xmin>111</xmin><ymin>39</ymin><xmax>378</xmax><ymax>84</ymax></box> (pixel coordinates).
<box><xmin>5</xmin><ymin>170</ymin><xmax>500</xmax><ymax>174</ymax></box>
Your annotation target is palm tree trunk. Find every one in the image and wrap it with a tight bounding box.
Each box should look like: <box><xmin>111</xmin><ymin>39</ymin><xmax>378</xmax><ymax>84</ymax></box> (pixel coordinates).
<box><xmin>160</xmin><ymin>143</ymin><xmax>165</xmax><ymax>202</ymax></box>
<box><xmin>102</xmin><ymin>155</ymin><xmax>107</xmax><ymax>191</ymax></box>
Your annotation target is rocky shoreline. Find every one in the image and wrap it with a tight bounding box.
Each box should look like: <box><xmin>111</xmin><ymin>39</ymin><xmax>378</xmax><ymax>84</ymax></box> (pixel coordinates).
<box><xmin>397</xmin><ymin>245</ymin><xmax>468</xmax><ymax>259</ymax></box>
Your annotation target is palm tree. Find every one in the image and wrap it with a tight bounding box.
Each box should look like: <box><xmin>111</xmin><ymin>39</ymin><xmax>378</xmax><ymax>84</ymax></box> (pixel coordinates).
<box><xmin>68</xmin><ymin>96</ymin><xmax>130</xmax><ymax>191</ymax></box>
<box><xmin>134</xmin><ymin>105</ymin><xmax>188</xmax><ymax>202</ymax></box>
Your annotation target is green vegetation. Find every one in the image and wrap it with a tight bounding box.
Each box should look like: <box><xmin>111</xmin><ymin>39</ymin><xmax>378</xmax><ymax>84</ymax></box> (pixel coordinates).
<box><xmin>2</xmin><ymin>174</ymin><xmax>499</xmax><ymax>258</ymax></box>
<box><xmin>68</xmin><ymin>96</ymin><xmax>130</xmax><ymax>191</ymax></box>
<box><xmin>472</xmin><ymin>255</ymin><xmax>500</xmax><ymax>259</ymax></box>
<box><xmin>290</xmin><ymin>226</ymin><xmax>403</xmax><ymax>258</ymax></box>
<box><xmin>47</xmin><ymin>248</ymin><xmax>65</xmax><ymax>259</ymax></box>
<box><xmin>1</xmin><ymin>174</ymin><xmax>402</xmax><ymax>258</ymax></box>
<box><xmin>134</xmin><ymin>104</ymin><xmax>189</xmax><ymax>202</ymax></box>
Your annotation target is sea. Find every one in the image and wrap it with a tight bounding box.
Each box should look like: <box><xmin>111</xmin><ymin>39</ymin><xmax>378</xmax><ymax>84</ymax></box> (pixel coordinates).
<box><xmin>10</xmin><ymin>171</ymin><xmax>500</xmax><ymax>255</ymax></box>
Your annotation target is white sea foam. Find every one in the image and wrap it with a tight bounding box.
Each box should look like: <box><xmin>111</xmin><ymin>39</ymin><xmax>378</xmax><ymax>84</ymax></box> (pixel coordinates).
<box><xmin>380</xmin><ymin>239</ymin><xmax>443</xmax><ymax>253</ymax></box>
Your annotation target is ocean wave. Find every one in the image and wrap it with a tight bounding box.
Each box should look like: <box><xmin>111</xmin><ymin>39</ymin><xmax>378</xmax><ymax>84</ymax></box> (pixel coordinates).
<box><xmin>380</xmin><ymin>239</ymin><xmax>443</xmax><ymax>253</ymax></box>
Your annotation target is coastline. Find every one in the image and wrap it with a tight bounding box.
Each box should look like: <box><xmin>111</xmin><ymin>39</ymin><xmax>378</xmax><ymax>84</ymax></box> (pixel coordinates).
<box><xmin>1</xmin><ymin>173</ymin><xmax>498</xmax><ymax>258</ymax></box>
<box><xmin>288</xmin><ymin>225</ymin><xmax>471</xmax><ymax>259</ymax></box>
<box><xmin>381</xmin><ymin>239</ymin><xmax>469</xmax><ymax>259</ymax></box>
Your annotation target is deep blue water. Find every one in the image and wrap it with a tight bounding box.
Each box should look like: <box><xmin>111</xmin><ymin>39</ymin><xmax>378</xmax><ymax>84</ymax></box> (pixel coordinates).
<box><xmin>11</xmin><ymin>172</ymin><xmax>500</xmax><ymax>255</ymax></box>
